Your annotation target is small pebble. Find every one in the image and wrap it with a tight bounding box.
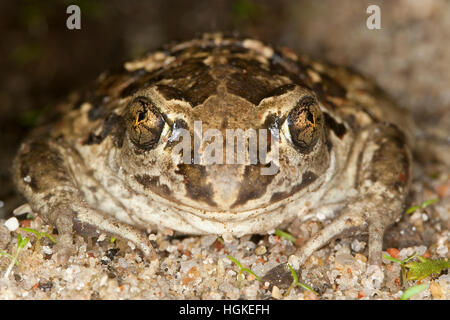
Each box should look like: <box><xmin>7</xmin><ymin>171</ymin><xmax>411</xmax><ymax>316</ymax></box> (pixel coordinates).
<box><xmin>288</xmin><ymin>255</ymin><xmax>300</xmax><ymax>270</ymax></box>
<box><xmin>436</xmin><ymin>244</ymin><xmax>448</xmax><ymax>256</ymax></box>
<box><xmin>430</xmin><ymin>281</ymin><xmax>443</xmax><ymax>299</ymax></box>
<box><xmin>222</xmin><ymin>233</ymin><xmax>233</xmax><ymax>243</ymax></box>
<box><xmin>227</xmin><ymin>270</ymin><xmax>236</xmax><ymax>277</ymax></box>
<box><xmin>118</xmin><ymin>258</ymin><xmax>128</xmax><ymax>268</ymax></box>
<box><xmin>255</xmin><ymin>245</ymin><xmax>267</xmax><ymax>255</ymax></box>
<box><xmin>4</xmin><ymin>217</ymin><xmax>19</xmax><ymax>231</ymax></box>
<box><xmin>354</xmin><ymin>253</ymin><xmax>368</xmax><ymax>263</ymax></box>
<box><xmin>351</xmin><ymin>239</ymin><xmax>366</xmax><ymax>252</ymax></box>
<box><xmin>42</xmin><ymin>245</ymin><xmax>53</xmax><ymax>255</ymax></box>
<box><xmin>268</xmin><ymin>235</ymin><xmax>277</xmax><ymax>245</ymax></box>
<box><xmin>271</xmin><ymin>285</ymin><xmax>282</xmax><ymax>299</ymax></box>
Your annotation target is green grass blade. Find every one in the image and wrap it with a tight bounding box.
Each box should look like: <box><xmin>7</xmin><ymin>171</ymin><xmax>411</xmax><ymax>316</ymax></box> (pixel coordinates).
<box><xmin>287</xmin><ymin>264</ymin><xmax>299</xmax><ymax>283</ymax></box>
<box><xmin>20</xmin><ymin>227</ymin><xmax>39</xmax><ymax>237</ymax></box>
<box><xmin>227</xmin><ymin>255</ymin><xmax>243</xmax><ymax>269</ymax></box>
<box><xmin>421</xmin><ymin>199</ymin><xmax>438</xmax><ymax>208</ymax></box>
<box><xmin>400</xmin><ymin>284</ymin><xmax>428</xmax><ymax>300</ymax></box>
<box><xmin>40</xmin><ymin>232</ymin><xmax>56</xmax><ymax>244</ymax></box>
<box><xmin>296</xmin><ymin>282</ymin><xmax>319</xmax><ymax>296</ymax></box>
<box><xmin>383</xmin><ymin>254</ymin><xmax>403</xmax><ymax>264</ymax></box>
<box><xmin>405</xmin><ymin>205</ymin><xmax>420</xmax><ymax>215</ymax></box>
<box><xmin>242</xmin><ymin>268</ymin><xmax>261</xmax><ymax>281</ymax></box>
<box><xmin>17</xmin><ymin>237</ymin><xmax>29</xmax><ymax>250</ymax></box>
<box><xmin>275</xmin><ymin>229</ymin><xmax>296</xmax><ymax>243</ymax></box>
<box><xmin>287</xmin><ymin>264</ymin><xmax>319</xmax><ymax>295</ymax></box>
<box><xmin>402</xmin><ymin>252</ymin><xmax>419</xmax><ymax>264</ymax></box>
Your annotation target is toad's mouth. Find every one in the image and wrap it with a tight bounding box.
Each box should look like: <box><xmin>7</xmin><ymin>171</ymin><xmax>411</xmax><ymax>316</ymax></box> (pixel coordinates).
<box><xmin>128</xmin><ymin>150</ymin><xmax>337</xmax><ymax>221</ymax></box>
<box><xmin>129</xmin><ymin>177</ymin><xmax>334</xmax><ymax>236</ymax></box>
<box><xmin>137</xmin><ymin>166</ymin><xmax>331</xmax><ymax>220</ymax></box>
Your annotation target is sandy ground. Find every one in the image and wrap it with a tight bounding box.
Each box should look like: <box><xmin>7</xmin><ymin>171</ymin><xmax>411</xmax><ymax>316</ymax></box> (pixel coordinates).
<box><xmin>0</xmin><ymin>0</ymin><xmax>448</xmax><ymax>300</ymax></box>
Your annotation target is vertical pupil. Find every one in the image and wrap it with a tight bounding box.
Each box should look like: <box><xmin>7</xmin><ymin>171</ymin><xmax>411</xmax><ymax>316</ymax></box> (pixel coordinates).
<box><xmin>137</xmin><ymin>111</ymin><xmax>145</xmax><ymax>122</ymax></box>
<box><xmin>306</xmin><ymin>111</ymin><xmax>314</xmax><ymax>124</ymax></box>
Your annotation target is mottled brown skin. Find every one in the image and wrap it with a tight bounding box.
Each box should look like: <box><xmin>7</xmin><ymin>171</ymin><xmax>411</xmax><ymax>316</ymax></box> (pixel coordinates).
<box><xmin>12</xmin><ymin>34</ymin><xmax>413</xmax><ymax>285</ymax></box>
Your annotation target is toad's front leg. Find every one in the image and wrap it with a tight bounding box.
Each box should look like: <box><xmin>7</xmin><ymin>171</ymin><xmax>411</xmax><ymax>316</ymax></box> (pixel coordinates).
<box><xmin>263</xmin><ymin>123</ymin><xmax>412</xmax><ymax>288</ymax></box>
<box><xmin>12</xmin><ymin>139</ymin><xmax>157</xmax><ymax>264</ymax></box>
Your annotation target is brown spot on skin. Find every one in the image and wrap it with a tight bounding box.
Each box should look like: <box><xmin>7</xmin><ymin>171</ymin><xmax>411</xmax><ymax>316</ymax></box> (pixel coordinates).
<box><xmin>83</xmin><ymin>113</ymin><xmax>126</xmax><ymax>147</ymax></box>
<box><xmin>225</xmin><ymin>72</ymin><xmax>273</xmax><ymax>105</ymax></box>
<box><xmin>267</xmin><ymin>83</ymin><xmax>297</xmax><ymax>98</ymax></box>
<box><xmin>232</xmin><ymin>164</ymin><xmax>276</xmax><ymax>208</ymax></box>
<box><xmin>85</xmin><ymin>92</ymin><xmax>113</xmax><ymax>121</ymax></box>
<box><xmin>324</xmin><ymin>112</ymin><xmax>347</xmax><ymax>138</ymax></box>
<box><xmin>163</xmin><ymin>60</ymin><xmax>207</xmax><ymax>80</ymax></box>
<box><xmin>175</xmin><ymin>165</ymin><xmax>216</xmax><ymax>207</ymax></box>
<box><xmin>156</xmin><ymin>85</ymin><xmax>191</xmax><ymax>104</ymax></box>
<box><xmin>134</xmin><ymin>174</ymin><xmax>172</xmax><ymax>196</ymax></box>
<box><xmin>269</xmin><ymin>51</ymin><xmax>314</xmax><ymax>89</ymax></box>
<box><xmin>270</xmin><ymin>171</ymin><xmax>318</xmax><ymax>202</ymax></box>
<box><xmin>269</xmin><ymin>50</ymin><xmax>300</xmax><ymax>75</ymax></box>
<box><xmin>120</xmin><ymin>82</ymin><xmax>140</xmax><ymax>98</ymax></box>
<box><xmin>221</xmin><ymin>45</ymin><xmax>249</xmax><ymax>54</ymax></box>
<box><xmin>171</xmin><ymin>44</ymin><xmax>214</xmax><ymax>57</ymax></box>
<box><xmin>228</xmin><ymin>58</ymin><xmax>270</xmax><ymax>78</ymax></box>
<box><xmin>184</xmin><ymin>72</ymin><xmax>218</xmax><ymax>106</ymax></box>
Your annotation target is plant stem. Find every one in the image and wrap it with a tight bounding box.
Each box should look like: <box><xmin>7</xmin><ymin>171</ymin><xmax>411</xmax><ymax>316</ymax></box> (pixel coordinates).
<box><xmin>3</xmin><ymin>252</ymin><xmax>18</xmax><ymax>279</ymax></box>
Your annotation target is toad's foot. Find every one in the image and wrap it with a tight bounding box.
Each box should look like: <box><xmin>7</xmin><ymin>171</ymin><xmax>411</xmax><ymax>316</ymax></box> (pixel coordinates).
<box><xmin>51</xmin><ymin>200</ymin><xmax>158</xmax><ymax>265</ymax></box>
<box><xmin>263</xmin><ymin>123</ymin><xmax>412</xmax><ymax>289</ymax></box>
<box><xmin>262</xmin><ymin>202</ymin><xmax>391</xmax><ymax>289</ymax></box>
<box><xmin>13</xmin><ymin>140</ymin><xmax>158</xmax><ymax>265</ymax></box>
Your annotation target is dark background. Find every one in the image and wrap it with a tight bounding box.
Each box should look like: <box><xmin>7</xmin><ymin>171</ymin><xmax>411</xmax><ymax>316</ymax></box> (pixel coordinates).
<box><xmin>1</xmin><ymin>0</ymin><xmax>449</xmax><ymax>219</ymax></box>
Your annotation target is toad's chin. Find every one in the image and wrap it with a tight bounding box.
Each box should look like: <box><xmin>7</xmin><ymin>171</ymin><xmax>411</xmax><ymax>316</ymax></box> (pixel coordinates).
<box><xmin>133</xmin><ymin>191</ymin><xmax>319</xmax><ymax>236</ymax></box>
<box><xmin>124</xmin><ymin>175</ymin><xmax>329</xmax><ymax>236</ymax></box>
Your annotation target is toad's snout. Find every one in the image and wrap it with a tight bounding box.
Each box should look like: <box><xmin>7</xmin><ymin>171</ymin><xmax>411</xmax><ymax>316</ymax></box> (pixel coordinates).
<box><xmin>177</xmin><ymin>163</ymin><xmax>276</xmax><ymax>211</ymax></box>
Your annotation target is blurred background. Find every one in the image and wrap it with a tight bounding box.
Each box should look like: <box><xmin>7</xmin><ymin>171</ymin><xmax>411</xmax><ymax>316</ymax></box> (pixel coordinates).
<box><xmin>0</xmin><ymin>0</ymin><xmax>449</xmax><ymax>220</ymax></box>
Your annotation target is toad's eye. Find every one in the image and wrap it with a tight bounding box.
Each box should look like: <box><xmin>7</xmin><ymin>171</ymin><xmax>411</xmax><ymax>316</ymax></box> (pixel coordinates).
<box><xmin>287</xmin><ymin>96</ymin><xmax>322</xmax><ymax>154</ymax></box>
<box><xmin>127</xmin><ymin>97</ymin><xmax>165</xmax><ymax>150</ymax></box>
